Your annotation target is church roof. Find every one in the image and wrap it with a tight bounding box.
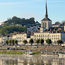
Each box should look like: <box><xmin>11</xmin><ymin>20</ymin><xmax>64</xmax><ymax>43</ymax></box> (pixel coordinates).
<box><xmin>42</xmin><ymin>17</ymin><xmax>51</xmax><ymax>21</ymax></box>
<box><xmin>41</xmin><ymin>0</ymin><xmax>52</xmax><ymax>22</ymax></box>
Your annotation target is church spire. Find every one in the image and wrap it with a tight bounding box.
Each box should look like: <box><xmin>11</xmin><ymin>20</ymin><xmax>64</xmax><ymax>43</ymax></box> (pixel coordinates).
<box><xmin>45</xmin><ymin>0</ymin><xmax>48</xmax><ymax>18</ymax></box>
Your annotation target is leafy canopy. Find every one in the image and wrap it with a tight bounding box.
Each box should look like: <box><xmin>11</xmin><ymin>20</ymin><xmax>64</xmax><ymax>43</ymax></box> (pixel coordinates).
<box><xmin>46</xmin><ymin>39</ymin><xmax>52</xmax><ymax>45</ymax></box>
<box><xmin>3</xmin><ymin>16</ymin><xmax>36</xmax><ymax>27</ymax></box>
<box><xmin>0</xmin><ymin>25</ymin><xmax>27</xmax><ymax>36</ymax></box>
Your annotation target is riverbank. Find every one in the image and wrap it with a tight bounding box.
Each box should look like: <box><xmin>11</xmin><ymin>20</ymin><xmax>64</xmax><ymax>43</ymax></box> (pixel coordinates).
<box><xmin>0</xmin><ymin>50</ymin><xmax>25</xmax><ymax>54</ymax></box>
<box><xmin>0</xmin><ymin>50</ymin><xmax>60</xmax><ymax>58</ymax></box>
<box><xmin>0</xmin><ymin>45</ymin><xmax>65</xmax><ymax>55</ymax></box>
<box><xmin>0</xmin><ymin>50</ymin><xmax>41</xmax><ymax>55</ymax></box>
<box><xmin>0</xmin><ymin>50</ymin><xmax>65</xmax><ymax>59</ymax></box>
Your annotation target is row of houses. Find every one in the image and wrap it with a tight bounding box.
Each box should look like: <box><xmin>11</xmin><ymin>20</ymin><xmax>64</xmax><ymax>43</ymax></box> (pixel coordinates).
<box><xmin>0</xmin><ymin>31</ymin><xmax>64</xmax><ymax>45</ymax></box>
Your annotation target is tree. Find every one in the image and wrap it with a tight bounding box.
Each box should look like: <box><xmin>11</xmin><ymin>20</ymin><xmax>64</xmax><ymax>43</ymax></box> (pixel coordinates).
<box><xmin>40</xmin><ymin>39</ymin><xmax>44</xmax><ymax>46</ymax></box>
<box><xmin>36</xmin><ymin>39</ymin><xmax>40</xmax><ymax>48</ymax></box>
<box><xmin>3</xmin><ymin>16</ymin><xmax>36</xmax><ymax>27</ymax></box>
<box><xmin>8</xmin><ymin>40</ymin><xmax>11</xmax><ymax>46</ymax></box>
<box><xmin>0</xmin><ymin>25</ymin><xmax>27</xmax><ymax>36</ymax></box>
<box><xmin>57</xmin><ymin>40</ymin><xmax>63</xmax><ymax>45</ymax></box>
<box><xmin>29</xmin><ymin>39</ymin><xmax>34</xmax><ymax>46</ymax></box>
<box><xmin>15</xmin><ymin>40</ymin><xmax>18</xmax><ymax>45</ymax></box>
<box><xmin>23</xmin><ymin>40</ymin><xmax>28</xmax><ymax>45</ymax></box>
<box><xmin>6</xmin><ymin>40</ymin><xmax>18</xmax><ymax>46</ymax></box>
<box><xmin>6</xmin><ymin>40</ymin><xmax>8</xmax><ymax>45</ymax></box>
<box><xmin>11</xmin><ymin>40</ymin><xmax>14</xmax><ymax>46</ymax></box>
<box><xmin>55</xmin><ymin>22</ymin><xmax>60</xmax><ymax>25</ymax></box>
<box><xmin>46</xmin><ymin>39</ymin><xmax>52</xmax><ymax>45</ymax></box>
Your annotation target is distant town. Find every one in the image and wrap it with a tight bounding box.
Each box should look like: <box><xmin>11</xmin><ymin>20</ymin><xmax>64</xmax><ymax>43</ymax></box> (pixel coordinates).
<box><xmin>0</xmin><ymin>0</ymin><xmax>65</xmax><ymax>56</ymax></box>
<box><xmin>0</xmin><ymin>0</ymin><xmax>65</xmax><ymax>65</ymax></box>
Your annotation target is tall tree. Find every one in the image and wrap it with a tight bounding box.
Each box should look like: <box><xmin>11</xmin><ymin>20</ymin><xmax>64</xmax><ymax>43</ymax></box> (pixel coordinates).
<box><xmin>40</xmin><ymin>39</ymin><xmax>44</xmax><ymax>46</ymax></box>
<box><xmin>29</xmin><ymin>39</ymin><xmax>34</xmax><ymax>46</ymax></box>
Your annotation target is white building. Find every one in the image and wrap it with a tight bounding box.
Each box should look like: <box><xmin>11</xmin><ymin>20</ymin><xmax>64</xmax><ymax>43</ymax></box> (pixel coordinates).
<box><xmin>11</xmin><ymin>33</ymin><xmax>27</xmax><ymax>45</ymax></box>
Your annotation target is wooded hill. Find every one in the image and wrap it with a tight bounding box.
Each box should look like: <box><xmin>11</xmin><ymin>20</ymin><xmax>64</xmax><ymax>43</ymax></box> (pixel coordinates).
<box><xmin>0</xmin><ymin>16</ymin><xmax>40</xmax><ymax>36</ymax></box>
<box><xmin>3</xmin><ymin>16</ymin><xmax>37</xmax><ymax>27</ymax></box>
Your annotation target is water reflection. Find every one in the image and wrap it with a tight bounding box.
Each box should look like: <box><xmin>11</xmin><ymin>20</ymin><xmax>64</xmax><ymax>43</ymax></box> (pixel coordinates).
<box><xmin>0</xmin><ymin>55</ymin><xmax>65</xmax><ymax>65</ymax></box>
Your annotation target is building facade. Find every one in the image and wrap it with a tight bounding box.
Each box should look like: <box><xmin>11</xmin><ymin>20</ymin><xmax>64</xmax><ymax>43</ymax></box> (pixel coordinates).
<box><xmin>31</xmin><ymin>32</ymin><xmax>65</xmax><ymax>43</ymax></box>
<box><xmin>12</xmin><ymin>33</ymin><xmax>27</xmax><ymax>45</ymax></box>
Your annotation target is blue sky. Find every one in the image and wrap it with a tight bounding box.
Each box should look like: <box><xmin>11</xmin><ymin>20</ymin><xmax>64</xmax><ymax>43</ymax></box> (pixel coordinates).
<box><xmin>0</xmin><ymin>0</ymin><xmax>65</xmax><ymax>23</ymax></box>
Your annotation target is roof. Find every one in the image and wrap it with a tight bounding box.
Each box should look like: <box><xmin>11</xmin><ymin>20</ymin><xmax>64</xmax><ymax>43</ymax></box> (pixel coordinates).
<box><xmin>42</xmin><ymin>17</ymin><xmax>51</xmax><ymax>21</ymax></box>
<box><xmin>46</xmin><ymin>27</ymin><xmax>64</xmax><ymax>33</ymax></box>
<box><xmin>9</xmin><ymin>32</ymin><xmax>26</xmax><ymax>36</ymax></box>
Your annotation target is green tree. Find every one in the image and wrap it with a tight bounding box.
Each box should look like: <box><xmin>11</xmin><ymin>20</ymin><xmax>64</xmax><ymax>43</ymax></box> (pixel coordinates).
<box><xmin>40</xmin><ymin>39</ymin><xmax>44</xmax><ymax>46</ymax></box>
<box><xmin>23</xmin><ymin>40</ymin><xmax>28</xmax><ymax>45</ymax></box>
<box><xmin>3</xmin><ymin>16</ymin><xmax>36</xmax><ymax>27</ymax></box>
<box><xmin>6</xmin><ymin>40</ymin><xmax>8</xmax><ymax>45</ymax></box>
<box><xmin>57</xmin><ymin>40</ymin><xmax>63</xmax><ymax>45</ymax></box>
<box><xmin>15</xmin><ymin>40</ymin><xmax>18</xmax><ymax>45</ymax></box>
<box><xmin>0</xmin><ymin>25</ymin><xmax>27</xmax><ymax>36</ymax></box>
<box><xmin>12</xmin><ymin>40</ymin><xmax>15</xmax><ymax>46</ymax></box>
<box><xmin>5</xmin><ymin>40</ymin><xmax>18</xmax><ymax>46</ymax></box>
<box><xmin>29</xmin><ymin>39</ymin><xmax>34</xmax><ymax>46</ymax></box>
<box><xmin>46</xmin><ymin>39</ymin><xmax>52</xmax><ymax>45</ymax></box>
<box><xmin>8</xmin><ymin>40</ymin><xmax>11</xmax><ymax>46</ymax></box>
<box><xmin>36</xmin><ymin>39</ymin><xmax>40</xmax><ymax>48</ymax></box>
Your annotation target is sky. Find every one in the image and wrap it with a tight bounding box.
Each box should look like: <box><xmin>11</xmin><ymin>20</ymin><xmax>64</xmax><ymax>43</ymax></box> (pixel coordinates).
<box><xmin>0</xmin><ymin>0</ymin><xmax>65</xmax><ymax>24</ymax></box>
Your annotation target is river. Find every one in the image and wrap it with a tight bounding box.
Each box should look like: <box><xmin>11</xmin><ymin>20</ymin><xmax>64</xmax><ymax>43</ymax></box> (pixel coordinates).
<box><xmin>0</xmin><ymin>55</ymin><xmax>65</xmax><ymax>65</ymax></box>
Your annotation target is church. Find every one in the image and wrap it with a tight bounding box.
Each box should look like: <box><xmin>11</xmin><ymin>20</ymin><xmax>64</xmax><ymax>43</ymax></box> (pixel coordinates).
<box><xmin>31</xmin><ymin>0</ymin><xmax>65</xmax><ymax>44</ymax></box>
<box><xmin>40</xmin><ymin>0</ymin><xmax>52</xmax><ymax>32</ymax></box>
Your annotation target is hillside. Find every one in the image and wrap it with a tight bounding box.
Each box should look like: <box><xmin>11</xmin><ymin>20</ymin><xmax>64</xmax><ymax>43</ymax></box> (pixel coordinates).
<box><xmin>0</xmin><ymin>16</ymin><xmax>40</xmax><ymax>36</ymax></box>
<box><xmin>0</xmin><ymin>25</ymin><xmax>27</xmax><ymax>36</ymax></box>
<box><xmin>3</xmin><ymin>16</ymin><xmax>36</xmax><ymax>27</ymax></box>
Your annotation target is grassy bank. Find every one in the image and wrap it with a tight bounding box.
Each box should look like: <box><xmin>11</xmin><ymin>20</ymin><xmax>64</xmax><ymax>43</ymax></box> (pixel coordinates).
<box><xmin>32</xmin><ymin>51</ymin><xmax>40</xmax><ymax>55</ymax></box>
<box><xmin>0</xmin><ymin>50</ymin><xmax>41</xmax><ymax>55</ymax></box>
<box><xmin>0</xmin><ymin>51</ymin><xmax>25</xmax><ymax>54</ymax></box>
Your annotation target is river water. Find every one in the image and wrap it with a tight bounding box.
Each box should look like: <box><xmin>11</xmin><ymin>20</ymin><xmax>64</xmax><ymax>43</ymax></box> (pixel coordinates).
<box><xmin>0</xmin><ymin>55</ymin><xmax>65</xmax><ymax>65</ymax></box>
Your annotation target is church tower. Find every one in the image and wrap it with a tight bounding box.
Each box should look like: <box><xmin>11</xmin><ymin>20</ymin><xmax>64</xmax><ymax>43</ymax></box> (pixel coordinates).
<box><xmin>40</xmin><ymin>0</ymin><xmax>52</xmax><ymax>32</ymax></box>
